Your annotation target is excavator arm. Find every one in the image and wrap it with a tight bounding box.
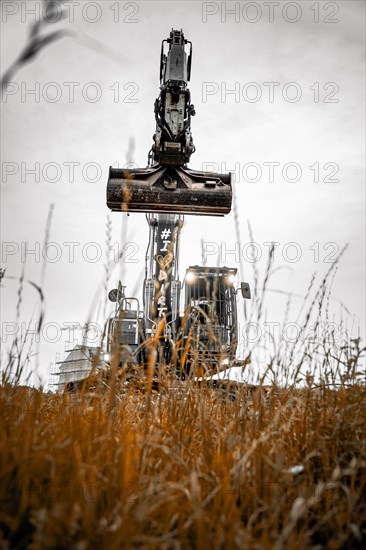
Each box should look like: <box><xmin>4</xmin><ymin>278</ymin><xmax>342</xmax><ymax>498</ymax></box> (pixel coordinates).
<box><xmin>152</xmin><ymin>29</ymin><xmax>195</xmax><ymax>166</ymax></box>
<box><xmin>106</xmin><ymin>29</ymin><xmax>232</xmax><ymax>217</ymax></box>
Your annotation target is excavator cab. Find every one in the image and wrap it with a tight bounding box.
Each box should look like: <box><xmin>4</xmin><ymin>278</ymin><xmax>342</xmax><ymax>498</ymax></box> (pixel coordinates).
<box><xmin>182</xmin><ymin>266</ymin><xmax>239</xmax><ymax>373</ymax></box>
<box><xmin>106</xmin><ymin>29</ymin><xmax>232</xmax><ymax>217</ymax></box>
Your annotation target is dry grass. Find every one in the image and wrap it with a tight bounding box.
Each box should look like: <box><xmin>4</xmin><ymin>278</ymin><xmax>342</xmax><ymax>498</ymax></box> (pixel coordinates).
<box><xmin>1</xmin><ymin>375</ymin><xmax>366</xmax><ymax>549</ymax></box>
<box><xmin>1</xmin><ymin>228</ymin><xmax>365</xmax><ymax>548</ymax></box>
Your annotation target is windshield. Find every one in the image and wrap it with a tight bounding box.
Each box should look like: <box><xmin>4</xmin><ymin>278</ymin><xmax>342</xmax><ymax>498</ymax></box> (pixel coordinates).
<box><xmin>185</xmin><ymin>276</ymin><xmax>236</xmax><ymax>327</ymax></box>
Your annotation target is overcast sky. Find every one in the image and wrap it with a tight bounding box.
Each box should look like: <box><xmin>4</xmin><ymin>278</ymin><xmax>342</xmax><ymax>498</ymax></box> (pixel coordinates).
<box><xmin>1</xmin><ymin>1</ymin><xmax>365</xmax><ymax>385</ymax></box>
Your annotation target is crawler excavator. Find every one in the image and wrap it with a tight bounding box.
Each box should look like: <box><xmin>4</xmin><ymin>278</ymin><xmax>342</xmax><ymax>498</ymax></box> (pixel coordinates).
<box><xmin>105</xmin><ymin>29</ymin><xmax>250</xmax><ymax>377</ymax></box>
<box><xmin>54</xmin><ymin>29</ymin><xmax>250</xmax><ymax>390</ymax></box>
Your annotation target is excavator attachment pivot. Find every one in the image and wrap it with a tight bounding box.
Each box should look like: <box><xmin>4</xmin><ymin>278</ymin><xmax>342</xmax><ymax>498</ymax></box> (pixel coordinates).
<box><xmin>107</xmin><ymin>165</ymin><xmax>232</xmax><ymax>216</ymax></box>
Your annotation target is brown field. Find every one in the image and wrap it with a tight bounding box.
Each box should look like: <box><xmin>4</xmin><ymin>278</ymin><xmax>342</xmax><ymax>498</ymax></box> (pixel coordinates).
<box><xmin>1</xmin><ymin>222</ymin><xmax>365</xmax><ymax>548</ymax></box>
<box><xmin>1</xmin><ymin>375</ymin><xmax>366</xmax><ymax>549</ymax></box>
<box><xmin>1</xmin><ymin>241</ymin><xmax>366</xmax><ymax>548</ymax></box>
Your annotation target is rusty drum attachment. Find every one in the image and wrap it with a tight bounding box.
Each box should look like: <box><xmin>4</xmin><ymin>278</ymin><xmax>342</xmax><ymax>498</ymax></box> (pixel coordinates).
<box><xmin>106</xmin><ymin>165</ymin><xmax>232</xmax><ymax>216</ymax></box>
